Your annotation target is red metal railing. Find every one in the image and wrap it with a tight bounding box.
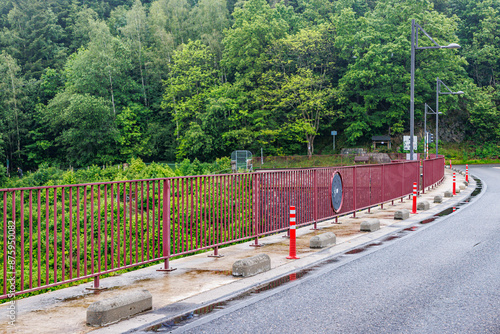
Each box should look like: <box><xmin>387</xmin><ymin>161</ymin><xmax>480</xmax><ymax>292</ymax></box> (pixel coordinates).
<box><xmin>0</xmin><ymin>157</ymin><xmax>443</xmax><ymax>299</ymax></box>
<box><xmin>423</xmin><ymin>156</ymin><xmax>444</xmax><ymax>190</ymax></box>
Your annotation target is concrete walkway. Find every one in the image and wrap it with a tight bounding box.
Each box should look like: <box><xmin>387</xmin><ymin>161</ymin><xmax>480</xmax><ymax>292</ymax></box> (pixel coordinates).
<box><xmin>0</xmin><ymin>167</ymin><xmax>474</xmax><ymax>334</ymax></box>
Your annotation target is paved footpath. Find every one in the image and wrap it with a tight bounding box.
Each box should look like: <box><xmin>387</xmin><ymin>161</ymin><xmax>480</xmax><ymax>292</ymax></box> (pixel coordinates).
<box><xmin>0</xmin><ymin>167</ymin><xmax>473</xmax><ymax>334</ymax></box>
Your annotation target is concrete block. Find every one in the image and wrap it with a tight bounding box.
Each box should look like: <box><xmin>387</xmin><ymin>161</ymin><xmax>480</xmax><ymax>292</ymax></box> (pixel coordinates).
<box><xmin>464</xmin><ymin>181</ymin><xmax>468</xmax><ymax>186</ymax></box>
<box><xmin>360</xmin><ymin>219</ymin><xmax>380</xmax><ymax>232</ymax></box>
<box><xmin>456</xmin><ymin>188</ymin><xmax>461</xmax><ymax>194</ymax></box>
<box><xmin>417</xmin><ymin>201</ymin><xmax>430</xmax><ymax>211</ymax></box>
<box><xmin>232</xmin><ymin>254</ymin><xmax>271</xmax><ymax>277</ymax></box>
<box><xmin>444</xmin><ymin>191</ymin><xmax>453</xmax><ymax>197</ymax></box>
<box><xmin>394</xmin><ymin>209</ymin><xmax>410</xmax><ymax>220</ymax></box>
<box><xmin>87</xmin><ymin>290</ymin><xmax>152</xmax><ymax>327</ymax></box>
<box><xmin>310</xmin><ymin>232</ymin><xmax>336</xmax><ymax>248</ymax></box>
<box><xmin>459</xmin><ymin>185</ymin><xmax>465</xmax><ymax>190</ymax></box>
<box><xmin>434</xmin><ymin>195</ymin><xmax>443</xmax><ymax>203</ymax></box>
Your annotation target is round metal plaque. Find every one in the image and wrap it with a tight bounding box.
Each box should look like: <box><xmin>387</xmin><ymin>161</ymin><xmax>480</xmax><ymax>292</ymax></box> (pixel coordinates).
<box><xmin>331</xmin><ymin>171</ymin><xmax>343</xmax><ymax>213</ymax></box>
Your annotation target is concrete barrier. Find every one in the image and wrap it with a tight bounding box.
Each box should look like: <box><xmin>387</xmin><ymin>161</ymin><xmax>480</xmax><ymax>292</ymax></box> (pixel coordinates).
<box><xmin>232</xmin><ymin>254</ymin><xmax>271</xmax><ymax>277</ymax></box>
<box><xmin>417</xmin><ymin>201</ymin><xmax>430</xmax><ymax>211</ymax></box>
<box><xmin>434</xmin><ymin>195</ymin><xmax>443</xmax><ymax>203</ymax></box>
<box><xmin>444</xmin><ymin>190</ymin><xmax>453</xmax><ymax>197</ymax></box>
<box><xmin>464</xmin><ymin>181</ymin><xmax>468</xmax><ymax>186</ymax></box>
<box><xmin>360</xmin><ymin>219</ymin><xmax>380</xmax><ymax>232</ymax></box>
<box><xmin>394</xmin><ymin>209</ymin><xmax>410</xmax><ymax>220</ymax></box>
<box><xmin>459</xmin><ymin>185</ymin><xmax>465</xmax><ymax>190</ymax></box>
<box><xmin>87</xmin><ymin>290</ymin><xmax>152</xmax><ymax>327</ymax></box>
<box><xmin>310</xmin><ymin>232</ymin><xmax>336</xmax><ymax>248</ymax></box>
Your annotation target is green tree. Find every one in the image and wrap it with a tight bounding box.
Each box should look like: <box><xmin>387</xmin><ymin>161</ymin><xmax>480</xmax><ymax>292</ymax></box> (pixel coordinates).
<box><xmin>0</xmin><ymin>0</ymin><xmax>66</xmax><ymax>79</ymax></box>
<box><xmin>121</xmin><ymin>0</ymin><xmax>149</xmax><ymax>106</ymax></box>
<box><xmin>0</xmin><ymin>51</ymin><xmax>26</xmax><ymax>164</ymax></box>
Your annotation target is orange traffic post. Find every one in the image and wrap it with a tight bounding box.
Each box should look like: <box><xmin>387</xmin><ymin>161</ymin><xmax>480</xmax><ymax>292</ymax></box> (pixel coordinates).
<box><xmin>453</xmin><ymin>172</ymin><xmax>456</xmax><ymax>195</ymax></box>
<box><xmin>286</xmin><ymin>206</ymin><xmax>299</xmax><ymax>260</ymax></box>
<box><xmin>412</xmin><ymin>182</ymin><xmax>418</xmax><ymax>214</ymax></box>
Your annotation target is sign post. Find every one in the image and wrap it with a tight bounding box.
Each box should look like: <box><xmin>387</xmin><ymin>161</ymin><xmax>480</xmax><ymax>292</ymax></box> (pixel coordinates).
<box><xmin>331</xmin><ymin>131</ymin><xmax>337</xmax><ymax>153</ymax></box>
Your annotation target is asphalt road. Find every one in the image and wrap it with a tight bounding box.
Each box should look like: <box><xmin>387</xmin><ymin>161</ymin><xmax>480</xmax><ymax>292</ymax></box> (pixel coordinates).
<box><xmin>173</xmin><ymin>165</ymin><xmax>500</xmax><ymax>334</ymax></box>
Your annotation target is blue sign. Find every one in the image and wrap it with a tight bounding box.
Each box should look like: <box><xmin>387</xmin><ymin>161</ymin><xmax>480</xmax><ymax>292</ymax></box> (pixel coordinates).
<box><xmin>331</xmin><ymin>131</ymin><xmax>337</xmax><ymax>136</ymax></box>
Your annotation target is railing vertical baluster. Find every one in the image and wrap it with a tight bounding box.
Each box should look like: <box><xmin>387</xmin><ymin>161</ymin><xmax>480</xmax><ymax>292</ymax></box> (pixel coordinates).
<box><xmin>90</xmin><ymin>185</ymin><xmax>94</xmax><ymax>275</ymax></box>
<box><xmin>157</xmin><ymin>181</ymin><xmax>161</xmax><ymax>258</ymax></box>
<box><xmin>97</xmin><ymin>185</ymin><xmax>101</xmax><ymax>274</ymax></box>
<box><xmin>175</xmin><ymin>179</ymin><xmax>179</xmax><ymax>255</ymax></box>
<box><xmin>190</xmin><ymin>178</ymin><xmax>194</xmax><ymax>251</ymax></box>
<box><xmin>129</xmin><ymin>182</ymin><xmax>133</xmax><ymax>264</ymax></box>
<box><xmin>104</xmin><ymin>185</ymin><xmax>107</xmax><ymax>272</ymax></box>
<box><xmin>140</xmin><ymin>182</ymin><xmax>144</xmax><ymax>263</ymax></box>
<box><xmin>3</xmin><ymin>192</ymin><xmax>7</xmax><ymax>295</ymax></box>
<box><xmin>352</xmin><ymin>167</ymin><xmax>357</xmax><ymax>218</ymax></box>
<box><xmin>29</xmin><ymin>190</ymin><xmax>33</xmax><ymax>289</ymax></box>
<box><xmin>44</xmin><ymin>189</ymin><xmax>48</xmax><ymax>286</ymax></box>
<box><xmin>146</xmin><ymin>182</ymin><xmax>150</xmax><ymax>260</ymax></box>
<box><xmin>45</xmin><ymin>189</ymin><xmax>49</xmax><ymax>284</ymax></box>
<box><xmin>116</xmin><ymin>183</ymin><xmax>120</xmax><ymax>268</ymax></box>
<box><xmin>181</xmin><ymin>179</ymin><xmax>185</xmax><ymax>253</ymax></box>
<box><xmin>151</xmin><ymin>181</ymin><xmax>156</xmax><ymax>258</ymax></box>
<box><xmin>135</xmin><ymin>182</ymin><xmax>138</xmax><ymax>264</ymax></box>
<box><xmin>123</xmin><ymin>182</ymin><xmax>127</xmax><ymax>266</ymax></box>
<box><xmin>61</xmin><ymin>189</ymin><xmax>65</xmax><ymax>282</ymax></box>
<box><xmin>203</xmin><ymin>177</ymin><xmax>207</xmax><ymax>248</ymax></box>
<box><xmin>20</xmin><ymin>190</ymin><xmax>24</xmax><ymax>291</ymax></box>
<box><xmin>53</xmin><ymin>188</ymin><xmax>58</xmax><ymax>283</ymax></box>
<box><xmin>110</xmin><ymin>184</ymin><xmax>115</xmax><ymax>269</ymax></box>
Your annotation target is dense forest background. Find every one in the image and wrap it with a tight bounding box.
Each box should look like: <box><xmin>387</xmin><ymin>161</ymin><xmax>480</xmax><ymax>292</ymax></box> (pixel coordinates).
<box><xmin>0</xmin><ymin>0</ymin><xmax>499</xmax><ymax>173</ymax></box>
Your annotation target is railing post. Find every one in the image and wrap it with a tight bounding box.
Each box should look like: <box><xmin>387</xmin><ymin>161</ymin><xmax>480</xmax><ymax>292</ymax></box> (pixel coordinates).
<box><xmin>251</xmin><ymin>173</ymin><xmax>261</xmax><ymax>247</ymax></box>
<box><xmin>311</xmin><ymin>169</ymin><xmax>319</xmax><ymax>230</ymax></box>
<box><xmin>381</xmin><ymin>164</ymin><xmax>385</xmax><ymax>210</ymax></box>
<box><xmin>401</xmin><ymin>162</ymin><xmax>405</xmax><ymax>202</ymax></box>
<box><xmin>158</xmin><ymin>179</ymin><xmax>176</xmax><ymax>271</ymax></box>
<box><xmin>352</xmin><ymin>166</ymin><xmax>357</xmax><ymax>218</ymax></box>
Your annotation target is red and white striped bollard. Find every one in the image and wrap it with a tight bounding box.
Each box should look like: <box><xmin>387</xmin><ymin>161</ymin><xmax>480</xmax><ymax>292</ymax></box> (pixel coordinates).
<box><xmin>286</xmin><ymin>206</ymin><xmax>299</xmax><ymax>259</ymax></box>
<box><xmin>466</xmin><ymin>164</ymin><xmax>469</xmax><ymax>182</ymax></box>
<box><xmin>453</xmin><ymin>172</ymin><xmax>456</xmax><ymax>195</ymax></box>
<box><xmin>412</xmin><ymin>182</ymin><xmax>418</xmax><ymax>214</ymax></box>
<box><xmin>450</xmin><ymin>159</ymin><xmax>452</xmax><ymax>169</ymax></box>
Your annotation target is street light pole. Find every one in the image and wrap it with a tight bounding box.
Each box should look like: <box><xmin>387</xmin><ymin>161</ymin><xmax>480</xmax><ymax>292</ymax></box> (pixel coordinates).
<box><xmin>436</xmin><ymin>78</ymin><xmax>440</xmax><ymax>157</ymax></box>
<box><xmin>410</xmin><ymin>20</ymin><xmax>460</xmax><ymax>161</ymax></box>
<box><xmin>435</xmin><ymin>78</ymin><xmax>464</xmax><ymax>156</ymax></box>
<box><xmin>410</xmin><ymin>19</ymin><xmax>416</xmax><ymax>161</ymax></box>
<box><xmin>424</xmin><ymin>103</ymin><xmax>427</xmax><ymax>158</ymax></box>
<box><xmin>424</xmin><ymin>103</ymin><xmax>440</xmax><ymax>158</ymax></box>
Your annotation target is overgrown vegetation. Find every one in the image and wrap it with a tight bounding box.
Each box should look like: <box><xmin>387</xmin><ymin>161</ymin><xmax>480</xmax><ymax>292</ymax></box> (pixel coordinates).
<box><xmin>0</xmin><ymin>157</ymin><xmax>232</xmax><ymax>189</ymax></box>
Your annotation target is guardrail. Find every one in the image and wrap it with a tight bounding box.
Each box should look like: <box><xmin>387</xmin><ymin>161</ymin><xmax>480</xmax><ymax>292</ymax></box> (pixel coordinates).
<box><xmin>0</xmin><ymin>157</ymin><xmax>444</xmax><ymax>299</ymax></box>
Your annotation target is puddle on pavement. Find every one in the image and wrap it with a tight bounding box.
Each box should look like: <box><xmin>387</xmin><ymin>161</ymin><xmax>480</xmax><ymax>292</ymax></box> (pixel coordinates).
<box><xmin>144</xmin><ymin>177</ymin><xmax>484</xmax><ymax>333</ymax></box>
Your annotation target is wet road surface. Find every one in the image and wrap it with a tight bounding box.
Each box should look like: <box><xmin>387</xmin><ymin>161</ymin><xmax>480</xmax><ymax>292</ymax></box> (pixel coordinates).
<box><xmin>169</xmin><ymin>165</ymin><xmax>500</xmax><ymax>333</ymax></box>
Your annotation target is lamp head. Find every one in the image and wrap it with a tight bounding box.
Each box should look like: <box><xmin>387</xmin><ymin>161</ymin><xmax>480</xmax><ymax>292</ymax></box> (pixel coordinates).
<box><xmin>443</xmin><ymin>43</ymin><xmax>461</xmax><ymax>49</ymax></box>
<box><xmin>455</xmin><ymin>90</ymin><xmax>464</xmax><ymax>95</ymax></box>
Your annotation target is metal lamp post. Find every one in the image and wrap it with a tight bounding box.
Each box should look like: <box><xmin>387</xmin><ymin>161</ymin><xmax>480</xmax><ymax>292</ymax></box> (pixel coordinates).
<box><xmin>410</xmin><ymin>19</ymin><xmax>460</xmax><ymax>161</ymax></box>
<box><xmin>435</xmin><ymin>77</ymin><xmax>464</xmax><ymax>156</ymax></box>
<box><xmin>424</xmin><ymin>103</ymin><xmax>441</xmax><ymax>158</ymax></box>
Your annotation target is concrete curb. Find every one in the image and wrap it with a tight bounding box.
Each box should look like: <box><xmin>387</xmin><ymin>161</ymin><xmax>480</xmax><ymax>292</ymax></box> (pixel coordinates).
<box><xmin>310</xmin><ymin>232</ymin><xmax>337</xmax><ymax>248</ymax></box>
<box><xmin>87</xmin><ymin>290</ymin><xmax>152</xmax><ymax>327</ymax></box>
<box><xmin>360</xmin><ymin>219</ymin><xmax>380</xmax><ymax>232</ymax></box>
<box><xmin>232</xmin><ymin>254</ymin><xmax>271</xmax><ymax>277</ymax></box>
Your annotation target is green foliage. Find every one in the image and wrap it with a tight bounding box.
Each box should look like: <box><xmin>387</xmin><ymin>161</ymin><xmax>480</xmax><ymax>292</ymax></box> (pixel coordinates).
<box><xmin>0</xmin><ymin>0</ymin><xmax>499</xmax><ymax>172</ymax></box>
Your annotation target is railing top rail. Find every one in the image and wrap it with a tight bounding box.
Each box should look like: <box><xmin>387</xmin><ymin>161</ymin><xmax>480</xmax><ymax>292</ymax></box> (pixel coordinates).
<box><xmin>0</xmin><ymin>157</ymin><xmax>443</xmax><ymax>192</ymax></box>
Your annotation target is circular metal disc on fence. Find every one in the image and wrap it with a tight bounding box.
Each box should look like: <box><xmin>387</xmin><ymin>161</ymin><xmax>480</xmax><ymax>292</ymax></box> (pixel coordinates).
<box><xmin>331</xmin><ymin>171</ymin><xmax>343</xmax><ymax>213</ymax></box>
